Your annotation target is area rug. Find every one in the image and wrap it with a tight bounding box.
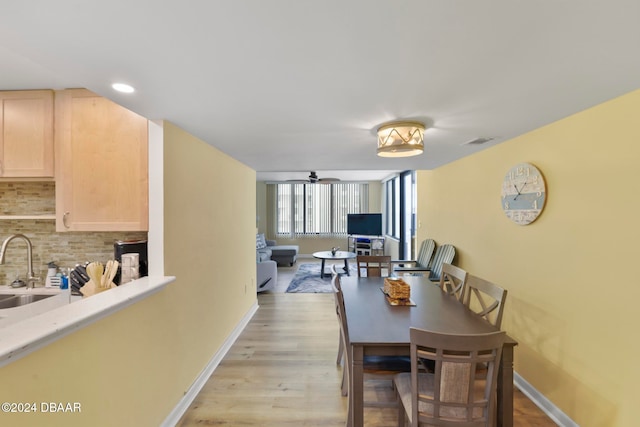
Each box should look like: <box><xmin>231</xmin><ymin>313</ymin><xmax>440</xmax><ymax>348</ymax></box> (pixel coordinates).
<box><xmin>286</xmin><ymin>262</ymin><xmax>356</xmax><ymax>293</ymax></box>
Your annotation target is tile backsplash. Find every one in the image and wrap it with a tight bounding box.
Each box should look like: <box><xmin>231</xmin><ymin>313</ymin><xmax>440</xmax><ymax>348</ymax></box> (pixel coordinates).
<box><xmin>0</xmin><ymin>182</ymin><xmax>147</xmax><ymax>286</ymax></box>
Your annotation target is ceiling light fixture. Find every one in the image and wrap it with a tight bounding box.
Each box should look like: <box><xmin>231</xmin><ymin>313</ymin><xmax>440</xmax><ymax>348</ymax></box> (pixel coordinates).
<box><xmin>112</xmin><ymin>83</ymin><xmax>135</xmax><ymax>93</ymax></box>
<box><xmin>376</xmin><ymin>121</ymin><xmax>426</xmax><ymax>157</ymax></box>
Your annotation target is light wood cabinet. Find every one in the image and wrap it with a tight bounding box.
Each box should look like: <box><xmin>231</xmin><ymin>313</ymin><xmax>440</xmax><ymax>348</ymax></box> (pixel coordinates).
<box><xmin>0</xmin><ymin>90</ymin><xmax>54</xmax><ymax>178</ymax></box>
<box><xmin>55</xmin><ymin>89</ymin><xmax>148</xmax><ymax>232</ymax></box>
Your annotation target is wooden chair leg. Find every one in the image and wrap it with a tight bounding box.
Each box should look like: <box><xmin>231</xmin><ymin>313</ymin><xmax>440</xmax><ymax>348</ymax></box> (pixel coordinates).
<box><xmin>338</xmin><ymin>331</ymin><xmax>347</xmax><ymax>396</ymax></box>
<box><xmin>341</xmin><ymin>367</ymin><xmax>348</xmax><ymax>396</ymax></box>
<box><xmin>397</xmin><ymin>393</ymin><xmax>405</xmax><ymax>427</ymax></box>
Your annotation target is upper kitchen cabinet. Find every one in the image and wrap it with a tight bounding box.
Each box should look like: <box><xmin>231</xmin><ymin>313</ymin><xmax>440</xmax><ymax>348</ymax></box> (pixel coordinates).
<box><xmin>55</xmin><ymin>89</ymin><xmax>148</xmax><ymax>232</ymax></box>
<box><xmin>0</xmin><ymin>90</ymin><xmax>54</xmax><ymax>178</ymax></box>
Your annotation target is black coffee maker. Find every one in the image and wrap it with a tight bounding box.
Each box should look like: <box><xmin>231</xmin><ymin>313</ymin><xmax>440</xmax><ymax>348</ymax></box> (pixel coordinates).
<box><xmin>113</xmin><ymin>240</ymin><xmax>148</xmax><ymax>285</ymax></box>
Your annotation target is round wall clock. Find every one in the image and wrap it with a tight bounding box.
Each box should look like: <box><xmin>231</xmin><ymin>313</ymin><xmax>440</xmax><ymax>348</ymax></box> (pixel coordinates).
<box><xmin>500</xmin><ymin>163</ymin><xmax>547</xmax><ymax>225</ymax></box>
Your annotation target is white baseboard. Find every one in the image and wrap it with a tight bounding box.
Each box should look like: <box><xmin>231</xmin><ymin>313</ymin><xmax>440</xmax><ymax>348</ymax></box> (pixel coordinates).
<box><xmin>514</xmin><ymin>371</ymin><xmax>579</xmax><ymax>427</ymax></box>
<box><xmin>161</xmin><ymin>300</ymin><xmax>259</xmax><ymax>427</ymax></box>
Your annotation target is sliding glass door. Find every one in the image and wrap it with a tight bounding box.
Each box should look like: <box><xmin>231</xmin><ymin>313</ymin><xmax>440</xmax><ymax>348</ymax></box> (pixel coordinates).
<box><xmin>384</xmin><ymin>171</ymin><xmax>416</xmax><ymax>259</ymax></box>
<box><xmin>399</xmin><ymin>171</ymin><xmax>416</xmax><ymax>259</ymax></box>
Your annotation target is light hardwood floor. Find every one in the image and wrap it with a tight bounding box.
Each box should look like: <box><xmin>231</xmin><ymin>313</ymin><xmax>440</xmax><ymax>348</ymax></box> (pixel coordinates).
<box><xmin>177</xmin><ymin>260</ymin><xmax>557</xmax><ymax>427</ymax></box>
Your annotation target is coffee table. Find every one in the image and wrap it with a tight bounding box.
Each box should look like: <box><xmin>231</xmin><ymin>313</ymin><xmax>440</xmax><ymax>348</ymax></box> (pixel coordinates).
<box><xmin>312</xmin><ymin>251</ymin><xmax>357</xmax><ymax>278</ymax></box>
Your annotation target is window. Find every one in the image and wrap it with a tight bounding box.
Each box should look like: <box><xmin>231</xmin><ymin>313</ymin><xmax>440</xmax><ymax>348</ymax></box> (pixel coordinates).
<box><xmin>385</xmin><ymin>177</ymin><xmax>400</xmax><ymax>239</ymax></box>
<box><xmin>270</xmin><ymin>183</ymin><xmax>369</xmax><ymax>237</ymax></box>
<box><xmin>384</xmin><ymin>171</ymin><xmax>416</xmax><ymax>258</ymax></box>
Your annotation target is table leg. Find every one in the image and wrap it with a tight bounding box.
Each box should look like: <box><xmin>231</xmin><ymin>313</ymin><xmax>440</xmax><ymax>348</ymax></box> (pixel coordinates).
<box><xmin>320</xmin><ymin>259</ymin><xmax>326</xmax><ymax>278</ymax></box>
<box><xmin>344</xmin><ymin>259</ymin><xmax>350</xmax><ymax>276</ymax></box>
<box><xmin>350</xmin><ymin>345</ymin><xmax>364</xmax><ymax>427</ymax></box>
<box><xmin>497</xmin><ymin>343</ymin><xmax>515</xmax><ymax>427</ymax></box>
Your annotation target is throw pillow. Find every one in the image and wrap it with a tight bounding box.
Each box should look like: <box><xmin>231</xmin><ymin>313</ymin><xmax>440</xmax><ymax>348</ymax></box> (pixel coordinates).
<box><xmin>256</xmin><ymin>233</ymin><xmax>267</xmax><ymax>249</ymax></box>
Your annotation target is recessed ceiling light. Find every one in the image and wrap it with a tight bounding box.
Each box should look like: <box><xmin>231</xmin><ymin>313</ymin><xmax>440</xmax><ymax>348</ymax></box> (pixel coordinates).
<box><xmin>112</xmin><ymin>83</ymin><xmax>135</xmax><ymax>93</ymax></box>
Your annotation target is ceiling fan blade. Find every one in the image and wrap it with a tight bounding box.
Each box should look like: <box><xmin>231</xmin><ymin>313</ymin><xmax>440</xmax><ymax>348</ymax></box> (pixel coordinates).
<box><xmin>284</xmin><ymin>171</ymin><xmax>341</xmax><ymax>184</ymax></box>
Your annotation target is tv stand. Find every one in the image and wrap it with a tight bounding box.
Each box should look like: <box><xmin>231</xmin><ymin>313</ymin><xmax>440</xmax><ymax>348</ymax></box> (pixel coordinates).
<box><xmin>348</xmin><ymin>234</ymin><xmax>385</xmax><ymax>256</ymax></box>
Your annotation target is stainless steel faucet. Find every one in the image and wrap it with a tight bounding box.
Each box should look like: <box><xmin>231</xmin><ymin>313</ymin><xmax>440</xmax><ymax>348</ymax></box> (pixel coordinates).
<box><xmin>0</xmin><ymin>234</ymin><xmax>39</xmax><ymax>288</ymax></box>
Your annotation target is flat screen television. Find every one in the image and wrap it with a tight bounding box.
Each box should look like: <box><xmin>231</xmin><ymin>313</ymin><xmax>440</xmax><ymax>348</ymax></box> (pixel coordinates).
<box><xmin>347</xmin><ymin>213</ymin><xmax>382</xmax><ymax>236</ymax></box>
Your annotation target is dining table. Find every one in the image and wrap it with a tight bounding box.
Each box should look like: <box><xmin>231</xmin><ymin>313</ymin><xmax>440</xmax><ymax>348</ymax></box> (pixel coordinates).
<box><xmin>341</xmin><ymin>275</ymin><xmax>517</xmax><ymax>427</ymax></box>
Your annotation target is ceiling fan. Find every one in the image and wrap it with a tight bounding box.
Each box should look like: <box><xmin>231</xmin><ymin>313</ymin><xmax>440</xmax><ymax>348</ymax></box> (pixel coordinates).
<box><xmin>287</xmin><ymin>171</ymin><xmax>340</xmax><ymax>184</ymax></box>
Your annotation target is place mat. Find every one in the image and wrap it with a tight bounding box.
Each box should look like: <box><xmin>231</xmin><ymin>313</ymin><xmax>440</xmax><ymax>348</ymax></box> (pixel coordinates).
<box><xmin>380</xmin><ymin>287</ymin><xmax>416</xmax><ymax>306</ymax></box>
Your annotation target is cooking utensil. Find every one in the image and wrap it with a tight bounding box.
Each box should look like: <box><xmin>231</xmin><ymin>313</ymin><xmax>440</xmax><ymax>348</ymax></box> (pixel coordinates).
<box><xmin>85</xmin><ymin>261</ymin><xmax>104</xmax><ymax>289</ymax></box>
<box><xmin>75</xmin><ymin>264</ymin><xmax>90</xmax><ymax>283</ymax></box>
<box><xmin>100</xmin><ymin>261</ymin><xmax>108</xmax><ymax>288</ymax></box>
<box><xmin>79</xmin><ymin>260</ymin><xmax>119</xmax><ymax>296</ymax></box>
<box><xmin>104</xmin><ymin>260</ymin><xmax>119</xmax><ymax>288</ymax></box>
<box><xmin>70</xmin><ymin>264</ymin><xmax>89</xmax><ymax>295</ymax></box>
<box><xmin>79</xmin><ymin>280</ymin><xmax>96</xmax><ymax>296</ymax></box>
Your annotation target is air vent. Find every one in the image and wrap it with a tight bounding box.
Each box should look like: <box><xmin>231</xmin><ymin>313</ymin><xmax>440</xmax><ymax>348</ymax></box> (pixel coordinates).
<box><xmin>462</xmin><ymin>137</ymin><xmax>494</xmax><ymax>145</ymax></box>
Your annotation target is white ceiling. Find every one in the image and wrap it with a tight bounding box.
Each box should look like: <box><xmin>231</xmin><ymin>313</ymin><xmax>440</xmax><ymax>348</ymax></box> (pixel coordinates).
<box><xmin>1</xmin><ymin>1</ymin><xmax>639</xmax><ymax>182</ymax></box>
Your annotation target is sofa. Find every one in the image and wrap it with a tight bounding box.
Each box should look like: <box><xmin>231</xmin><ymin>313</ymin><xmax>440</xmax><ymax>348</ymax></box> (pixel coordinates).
<box><xmin>256</xmin><ymin>258</ymin><xmax>277</xmax><ymax>293</ymax></box>
<box><xmin>256</xmin><ymin>233</ymin><xmax>299</xmax><ymax>266</ymax></box>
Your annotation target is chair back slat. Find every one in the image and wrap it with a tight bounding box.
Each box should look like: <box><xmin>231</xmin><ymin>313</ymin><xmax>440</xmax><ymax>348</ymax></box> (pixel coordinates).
<box><xmin>330</xmin><ymin>264</ymin><xmax>342</xmax><ymax>292</ymax></box>
<box><xmin>331</xmin><ymin>267</ymin><xmax>350</xmax><ymax>397</ymax></box>
<box><xmin>356</xmin><ymin>255</ymin><xmax>392</xmax><ymax>277</ymax></box>
<box><xmin>428</xmin><ymin>244</ymin><xmax>456</xmax><ymax>281</ymax></box>
<box><xmin>438</xmin><ymin>263</ymin><xmax>468</xmax><ymax>301</ymax></box>
<box><xmin>462</xmin><ymin>274</ymin><xmax>508</xmax><ymax>328</ymax></box>
<box><xmin>409</xmin><ymin>328</ymin><xmax>506</xmax><ymax>427</ymax></box>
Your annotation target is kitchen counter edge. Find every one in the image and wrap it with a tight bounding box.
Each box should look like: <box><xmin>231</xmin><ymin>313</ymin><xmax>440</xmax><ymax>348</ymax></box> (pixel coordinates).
<box><xmin>0</xmin><ymin>275</ymin><xmax>175</xmax><ymax>368</ymax></box>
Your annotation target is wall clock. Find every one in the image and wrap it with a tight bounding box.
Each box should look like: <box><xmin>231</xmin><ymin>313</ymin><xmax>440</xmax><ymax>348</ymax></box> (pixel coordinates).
<box><xmin>500</xmin><ymin>162</ymin><xmax>546</xmax><ymax>225</ymax></box>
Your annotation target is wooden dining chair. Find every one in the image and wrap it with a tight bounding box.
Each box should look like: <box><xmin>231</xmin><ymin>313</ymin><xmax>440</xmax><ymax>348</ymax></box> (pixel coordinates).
<box><xmin>394</xmin><ymin>328</ymin><xmax>506</xmax><ymax>427</ymax></box>
<box><xmin>436</xmin><ymin>263</ymin><xmax>468</xmax><ymax>301</ymax></box>
<box><xmin>330</xmin><ymin>265</ymin><xmax>348</xmax><ymax>396</ymax></box>
<box><xmin>333</xmin><ymin>269</ymin><xmax>411</xmax><ymax>406</ymax></box>
<box><xmin>462</xmin><ymin>274</ymin><xmax>508</xmax><ymax>329</ymax></box>
<box><xmin>357</xmin><ymin>255</ymin><xmax>392</xmax><ymax>277</ymax></box>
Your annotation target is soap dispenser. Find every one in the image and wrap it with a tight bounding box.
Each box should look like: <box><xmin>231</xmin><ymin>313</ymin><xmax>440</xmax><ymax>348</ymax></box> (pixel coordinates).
<box><xmin>45</xmin><ymin>261</ymin><xmax>59</xmax><ymax>288</ymax></box>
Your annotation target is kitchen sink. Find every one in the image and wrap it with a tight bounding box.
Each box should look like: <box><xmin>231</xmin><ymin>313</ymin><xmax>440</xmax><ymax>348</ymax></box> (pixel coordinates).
<box><xmin>0</xmin><ymin>294</ymin><xmax>55</xmax><ymax>309</ymax></box>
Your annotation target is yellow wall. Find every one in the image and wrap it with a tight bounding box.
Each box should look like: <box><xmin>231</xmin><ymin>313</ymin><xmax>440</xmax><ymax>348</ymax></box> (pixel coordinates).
<box><xmin>0</xmin><ymin>122</ymin><xmax>257</xmax><ymax>426</ymax></box>
<box><xmin>416</xmin><ymin>90</ymin><xmax>640</xmax><ymax>427</ymax></box>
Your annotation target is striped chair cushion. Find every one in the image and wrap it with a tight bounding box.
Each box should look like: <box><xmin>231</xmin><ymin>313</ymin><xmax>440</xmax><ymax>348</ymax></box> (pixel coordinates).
<box><xmin>416</xmin><ymin>239</ymin><xmax>436</xmax><ymax>267</ymax></box>
<box><xmin>428</xmin><ymin>244</ymin><xmax>456</xmax><ymax>281</ymax></box>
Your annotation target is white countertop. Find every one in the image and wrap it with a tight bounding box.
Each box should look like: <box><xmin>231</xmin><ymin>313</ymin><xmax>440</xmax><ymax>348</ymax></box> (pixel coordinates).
<box><xmin>0</xmin><ymin>275</ymin><xmax>175</xmax><ymax>367</ymax></box>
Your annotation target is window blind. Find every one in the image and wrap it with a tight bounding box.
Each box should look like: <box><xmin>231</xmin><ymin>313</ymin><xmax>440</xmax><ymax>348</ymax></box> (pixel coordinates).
<box><xmin>268</xmin><ymin>183</ymin><xmax>369</xmax><ymax>238</ymax></box>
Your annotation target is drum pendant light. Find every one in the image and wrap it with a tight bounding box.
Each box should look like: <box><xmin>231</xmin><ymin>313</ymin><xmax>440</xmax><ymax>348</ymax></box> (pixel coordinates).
<box><xmin>377</xmin><ymin>121</ymin><xmax>426</xmax><ymax>157</ymax></box>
